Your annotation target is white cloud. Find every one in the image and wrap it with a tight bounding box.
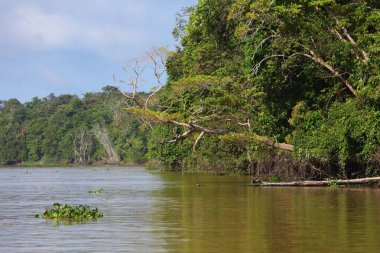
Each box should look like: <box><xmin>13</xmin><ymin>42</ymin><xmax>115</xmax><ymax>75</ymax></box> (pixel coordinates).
<box><xmin>8</xmin><ymin>5</ymin><xmax>76</xmax><ymax>50</ymax></box>
<box><xmin>0</xmin><ymin>0</ymin><xmax>197</xmax><ymax>101</ymax></box>
<box><xmin>1</xmin><ymin>2</ymin><xmax>147</xmax><ymax>56</ymax></box>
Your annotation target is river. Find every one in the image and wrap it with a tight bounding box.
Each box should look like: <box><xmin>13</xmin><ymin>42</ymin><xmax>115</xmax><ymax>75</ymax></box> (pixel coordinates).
<box><xmin>0</xmin><ymin>167</ymin><xmax>379</xmax><ymax>252</ymax></box>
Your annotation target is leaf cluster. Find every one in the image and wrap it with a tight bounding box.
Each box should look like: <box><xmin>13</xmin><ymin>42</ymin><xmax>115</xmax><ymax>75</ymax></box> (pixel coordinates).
<box><xmin>35</xmin><ymin>203</ymin><xmax>103</xmax><ymax>221</ymax></box>
<box><xmin>143</xmin><ymin>0</ymin><xmax>380</xmax><ymax>177</ymax></box>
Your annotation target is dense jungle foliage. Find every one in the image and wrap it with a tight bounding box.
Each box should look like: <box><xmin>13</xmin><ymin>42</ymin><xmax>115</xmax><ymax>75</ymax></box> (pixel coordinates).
<box><xmin>134</xmin><ymin>0</ymin><xmax>380</xmax><ymax>179</ymax></box>
<box><xmin>2</xmin><ymin>0</ymin><xmax>379</xmax><ymax>181</ymax></box>
<box><xmin>0</xmin><ymin>87</ymin><xmax>147</xmax><ymax>165</ymax></box>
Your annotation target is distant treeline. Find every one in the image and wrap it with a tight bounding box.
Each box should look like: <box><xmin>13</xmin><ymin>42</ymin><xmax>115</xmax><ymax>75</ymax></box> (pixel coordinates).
<box><xmin>0</xmin><ymin>86</ymin><xmax>148</xmax><ymax>165</ymax></box>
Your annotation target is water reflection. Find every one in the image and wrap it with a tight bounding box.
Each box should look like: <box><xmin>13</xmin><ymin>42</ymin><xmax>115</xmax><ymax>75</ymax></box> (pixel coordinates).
<box><xmin>152</xmin><ymin>173</ymin><xmax>380</xmax><ymax>253</ymax></box>
<box><xmin>0</xmin><ymin>168</ymin><xmax>380</xmax><ymax>252</ymax></box>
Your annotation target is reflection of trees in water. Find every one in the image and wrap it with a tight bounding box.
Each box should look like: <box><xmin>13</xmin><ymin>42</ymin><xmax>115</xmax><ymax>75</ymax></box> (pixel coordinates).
<box><xmin>149</xmin><ymin>178</ymin><xmax>380</xmax><ymax>253</ymax></box>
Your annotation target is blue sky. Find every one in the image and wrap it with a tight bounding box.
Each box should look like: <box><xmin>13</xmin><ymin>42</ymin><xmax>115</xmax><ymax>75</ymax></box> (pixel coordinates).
<box><xmin>0</xmin><ymin>0</ymin><xmax>197</xmax><ymax>102</ymax></box>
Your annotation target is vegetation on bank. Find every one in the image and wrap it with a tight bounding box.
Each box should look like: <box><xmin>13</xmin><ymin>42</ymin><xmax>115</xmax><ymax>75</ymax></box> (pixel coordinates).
<box><xmin>127</xmin><ymin>0</ymin><xmax>380</xmax><ymax>180</ymax></box>
<box><xmin>1</xmin><ymin>0</ymin><xmax>379</xmax><ymax>181</ymax></box>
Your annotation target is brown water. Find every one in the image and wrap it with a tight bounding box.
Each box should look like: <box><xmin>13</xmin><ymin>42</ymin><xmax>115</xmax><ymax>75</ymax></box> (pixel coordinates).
<box><xmin>0</xmin><ymin>167</ymin><xmax>379</xmax><ymax>253</ymax></box>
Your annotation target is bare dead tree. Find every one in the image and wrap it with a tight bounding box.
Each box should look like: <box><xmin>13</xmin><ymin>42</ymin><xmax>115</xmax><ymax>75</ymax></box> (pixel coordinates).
<box><xmin>113</xmin><ymin>47</ymin><xmax>170</xmax><ymax>130</ymax></box>
<box><xmin>72</xmin><ymin>128</ymin><xmax>92</xmax><ymax>165</ymax></box>
<box><xmin>115</xmin><ymin>47</ymin><xmax>169</xmax><ymax>110</ymax></box>
<box><xmin>115</xmin><ymin>58</ymin><xmax>146</xmax><ymax>108</ymax></box>
<box><xmin>144</xmin><ymin>47</ymin><xmax>168</xmax><ymax>109</ymax></box>
<box><xmin>93</xmin><ymin>125</ymin><xmax>120</xmax><ymax>164</ymax></box>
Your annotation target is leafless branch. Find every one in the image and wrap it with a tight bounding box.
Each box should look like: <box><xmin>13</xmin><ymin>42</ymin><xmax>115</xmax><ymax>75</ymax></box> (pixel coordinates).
<box><xmin>116</xmin><ymin>58</ymin><xmax>147</xmax><ymax>107</ymax></box>
<box><xmin>302</xmin><ymin>50</ymin><xmax>357</xmax><ymax>96</ymax></box>
<box><xmin>253</xmin><ymin>53</ymin><xmax>301</xmax><ymax>75</ymax></box>
<box><xmin>144</xmin><ymin>48</ymin><xmax>168</xmax><ymax>109</ymax></box>
<box><xmin>254</xmin><ymin>47</ymin><xmax>357</xmax><ymax>96</ymax></box>
<box><xmin>165</xmin><ymin>130</ymin><xmax>193</xmax><ymax>143</ymax></box>
<box><xmin>192</xmin><ymin>131</ymin><xmax>205</xmax><ymax>152</ymax></box>
<box><xmin>253</xmin><ymin>54</ymin><xmax>285</xmax><ymax>74</ymax></box>
<box><xmin>327</xmin><ymin>11</ymin><xmax>369</xmax><ymax>62</ymax></box>
<box><xmin>93</xmin><ymin>125</ymin><xmax>120</xmax><ymax>163</ymax></box>
<box><xmin>116</xmin><ymin>47</ymin><xmax>169</xmax><ymax>110</ymax></box>
<box><xmin>252</xmin><ymin>34</ymin><xmax>280</xmax><ymax>60</ymax></box>
<box><xmin>72</xmin><ymin>128</ymin><xmax>92</xmax><ymax>165</ymax></box>
<box><xmin>238</xmin><ymin>119</ymin><xmax>251</xmax><ymax>132</ymax></box>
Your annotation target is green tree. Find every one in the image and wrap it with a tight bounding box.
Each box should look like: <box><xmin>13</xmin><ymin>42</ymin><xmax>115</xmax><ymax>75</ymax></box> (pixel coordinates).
<box><xmin>130</xmin><ymin>0</ymin><xmax>379</xmax><ymax>178</ymax></box>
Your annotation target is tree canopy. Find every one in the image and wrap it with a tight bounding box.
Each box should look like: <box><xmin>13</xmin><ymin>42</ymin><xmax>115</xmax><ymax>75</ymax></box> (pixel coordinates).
<box><xmin>131</xmin><ymin>0</ymin><xmax>380</xmax><ymax>179</ymax></box>
<box><xmin>0</xmin><ymin>88</ymin><xmax>147</xmax><ymax>165</ymax></box>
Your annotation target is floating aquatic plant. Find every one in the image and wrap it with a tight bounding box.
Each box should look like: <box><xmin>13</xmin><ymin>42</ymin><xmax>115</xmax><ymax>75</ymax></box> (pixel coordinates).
<box><xmin>88</xmin><ymin>187</ymin><xmax>104</xmax><ymax>194</ymax></box>
<box><xmin>35</xmin><ymin>203</ymin><xmax>103</xmax><ymax>221</ymax></box>
<box><xmin>328</xmin><ymin>178</ymin><xmax>339</xmax><ymax>189</ymax></box>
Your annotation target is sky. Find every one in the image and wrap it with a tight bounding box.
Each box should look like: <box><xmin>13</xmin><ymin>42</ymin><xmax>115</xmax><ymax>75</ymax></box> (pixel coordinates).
<box><xmin>0</xmin><ymin>0</ymin><xmax>197</xmax><ymax>102</ymax></box>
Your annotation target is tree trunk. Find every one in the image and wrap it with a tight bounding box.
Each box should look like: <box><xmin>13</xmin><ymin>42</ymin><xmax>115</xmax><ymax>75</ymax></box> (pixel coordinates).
<box><xmin>93</xmin><ymin>125</ymin><xmax>120</xmax><ymax>164</ymax></box>
<box><xmin>251</xmin><ymin>177</ymin><xmax>380</xmax><ymax>187</ymax></box>
<box><xmin>72</xmin><ymin>128</ymin><xmax>92</xmax><ymax>165</ymax></box>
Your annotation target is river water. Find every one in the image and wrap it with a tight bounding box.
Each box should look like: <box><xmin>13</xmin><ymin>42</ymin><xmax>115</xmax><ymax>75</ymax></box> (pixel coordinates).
<box><xmin>0</xmin><ymin>167</ymin><xmax>379</xmax><ymax>253</ymax></box>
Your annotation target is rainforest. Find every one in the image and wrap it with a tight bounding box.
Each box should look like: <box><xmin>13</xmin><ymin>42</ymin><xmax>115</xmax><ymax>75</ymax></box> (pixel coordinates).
<box><xmin>1</xmin><ymin>0</ymin><xmax>380</xmax><ymax>181</ymax></box>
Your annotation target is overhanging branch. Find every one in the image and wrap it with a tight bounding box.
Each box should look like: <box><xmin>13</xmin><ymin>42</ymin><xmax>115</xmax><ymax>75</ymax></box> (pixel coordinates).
<box><xmin>130</xmin><ymin>108</ymin><xmax>294</xmax><ymax>152</ymax></box>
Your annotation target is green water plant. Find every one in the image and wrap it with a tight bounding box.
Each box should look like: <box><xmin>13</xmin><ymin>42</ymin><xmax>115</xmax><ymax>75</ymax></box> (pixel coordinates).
<box><xmin>35</xmin><ymin>203</ymin><xmax>103</xmax><ymax>221</ymax></box>
<box><xmin>88</xmin><ymin>187</ymin><xmax>104</xmax><ymax>194</ymax></box>
<box><xmin>328</xmin><ymin>178</ymin><xmax>339</xmax><ymax>189</ymax></box>
<box><xmin>269</xmin><ymin>175</ymin><xmax>281</xmax><ymax>183</ymax></box>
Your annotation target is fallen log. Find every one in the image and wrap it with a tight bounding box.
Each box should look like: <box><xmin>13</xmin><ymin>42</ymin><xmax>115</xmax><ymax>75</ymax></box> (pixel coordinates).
<box><xmin>251</xmin><ymin>177</ymin><xmax>380</xmax><ymax>187</ymax></box>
